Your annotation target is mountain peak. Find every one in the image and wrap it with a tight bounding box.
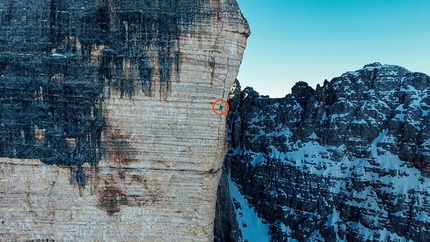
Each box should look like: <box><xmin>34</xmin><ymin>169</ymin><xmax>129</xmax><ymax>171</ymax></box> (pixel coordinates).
<box><xmin>218</xmin><ymin>63</ymin><xmax>430</xmax><ymax>241</ymax></box>
<box><xmin>363</xmin><ymin>62</ymin><xmax>383</xmax><ymax>68</ymax></box>
<box><xmin>357</xmin><ymin>62</ymin><xmax>410</xmax><ymax>76</ymax></box>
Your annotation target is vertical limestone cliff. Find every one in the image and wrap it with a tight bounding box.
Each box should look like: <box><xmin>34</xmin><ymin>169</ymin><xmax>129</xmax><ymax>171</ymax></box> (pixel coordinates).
<box><xmin>0</xmin><ymin>0</ymin><xmax>249</xmax><ymax>241</ymax></box>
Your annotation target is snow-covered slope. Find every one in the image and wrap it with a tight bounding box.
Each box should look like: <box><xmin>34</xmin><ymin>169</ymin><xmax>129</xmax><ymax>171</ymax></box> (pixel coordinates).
<box><xmin>215</xmin><ymin>63</ymin><xmax>430</xmax><ymax>241</ymax></box>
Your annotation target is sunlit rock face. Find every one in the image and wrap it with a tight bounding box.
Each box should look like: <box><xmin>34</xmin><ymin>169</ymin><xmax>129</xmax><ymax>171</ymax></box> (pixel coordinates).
<box><xmin>216</xmin><ymin>64</ymin><xmax>430</xmax><ymax>241</ymax></box>
<box><xmin>0</xmin><ymin>0</ymin><xmax>249</xmax><ymax>241</ymax></box>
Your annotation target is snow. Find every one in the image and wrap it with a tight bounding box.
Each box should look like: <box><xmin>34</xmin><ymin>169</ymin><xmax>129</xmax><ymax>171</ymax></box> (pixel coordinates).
<box><xmin>280</xmin><ymin>222</ymin><xmax>293</xmax><ymax>235</ymax></box>
<box><xmin>421</xmin><ymin>139</ymin><xmax>430</xmax><ymax>147</ymax></box>
<box><xmin>251</xmin><ymin>129</ymin><xmax>266</xmax><ymax>142</ymax></box>
<box><xmin>321</xmin><ymin>112</ymin><xmax>327</xmax><ymax>122</ymax></box>
<box><xmin>293</xmin><ymin>102</ymin><xmax>303</xmax><ymax>112</ymax></box>
<box><xmin>394</xmin><ymin>113</ymin><xmax>405</xmax><ymax>121</ymax></box>
<box><xmin>346</xmin><ymin>222</ymin><xmax>412</xmax><ymax>241</ymax></box>
<box><xmin>324</xmin><ymin>210</ymin><xmax>341</xmax><ymax>227</ymax></box>
<box><xmin>351</xmin><ymin>119</ymin><xmax>366</xmax><ymax>124</ymax></box>
<box><xmin>251</xmin><ymin>153</ymin><xmax>264</xmax><ymax>166</ymax></box>
<box><xmin>228</xmin><ymin>174</ymin><xmax>272</xmax><ymax>242</ymax></box>
<box><xmin>250</xmin><ymin>116</ymin><xmax>262</xmax><ymax>124</ymax></box>
<box><xmin>51</xmin><ymin>53</ymin><xmax>67</xmax><ymax>58</ymax></box>
<box><xmin>395</xmin><ymin>104</ymin><xmax>405</xmax><ymax>112</ymax></box>
<box><xmin>347</xmin><ymin>71</ymin><xmax>359</xmax><ymax>77</ymax></box>
<box><xmin>392</xmin><ymin>211</ymin><xmax>405</xmax><ymax>218</ymax></box>
<box><xmin>233</xmin><ymin>146</ymin><xmax>243</xmax><ymax>155</ymax></box>
<box><xmin>369</xmin><ymin>130</ymin><xmax>387</xmax><ymax>157</ymax></box>
<box><xmin>308</xmin><ymin>132</ymin><xmax>318</xmax><ymax>140</ymax></box>
<box><xmin>416</xmin><ymin>212</ymin><xmax>430</xmax><ymax>222</ymax></box>
<box><xmin>267</xmin><ymin>130</ymin><xmax>430</xmax><ymax>198</ymax></box>
<box><xmin>255</xmin><ymin>129</ymin><xmax>430</xmax><ymax>228</ymax></box>
<box><xmin>330</xmin><ymin>112</ymin><xmax>349</xmax><ymax>122</ymax></box>
<box><xmin>274</xmin><ymin>128</ymin><xmax>293</xmax><ymax>138</ymax></box>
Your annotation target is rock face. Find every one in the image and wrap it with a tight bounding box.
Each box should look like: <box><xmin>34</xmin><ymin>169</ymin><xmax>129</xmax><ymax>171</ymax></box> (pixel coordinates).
<box><xmin>0</xmin><ymin>0</ymin><xmax>249</xmax><ymax>241</ymax></box>
<box><xmin>216</xmin><ymin>63</ymin><xmax>430</xmax><ymax>241</ymax></box>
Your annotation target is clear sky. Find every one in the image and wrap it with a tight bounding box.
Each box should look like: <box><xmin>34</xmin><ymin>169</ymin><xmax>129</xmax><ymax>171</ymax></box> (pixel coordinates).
<box><xmin>235</xmin><ymin>0</ymin><xmax>430</xmax><ymax>98</ymax></box>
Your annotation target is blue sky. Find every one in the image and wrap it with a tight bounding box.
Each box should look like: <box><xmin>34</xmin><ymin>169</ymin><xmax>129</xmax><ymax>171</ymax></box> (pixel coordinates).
<box><xmin>236</xmin><ymin>0</ymin><xmax>430</xmax><ymax>97</ymax></box>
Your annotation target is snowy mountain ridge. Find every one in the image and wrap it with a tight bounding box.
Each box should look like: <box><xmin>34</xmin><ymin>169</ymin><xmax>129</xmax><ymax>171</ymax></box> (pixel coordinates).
<box><xmin>215</xmin><ymin>63</ymin><xmax>430</xmax><ymax>241</ymax></box>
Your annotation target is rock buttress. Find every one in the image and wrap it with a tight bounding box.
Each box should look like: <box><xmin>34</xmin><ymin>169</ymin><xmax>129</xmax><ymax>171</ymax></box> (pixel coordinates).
<box><xmin>0</xmin><ymin>0</ymin><xmax>249</xmax><ymax>241</ymax></box>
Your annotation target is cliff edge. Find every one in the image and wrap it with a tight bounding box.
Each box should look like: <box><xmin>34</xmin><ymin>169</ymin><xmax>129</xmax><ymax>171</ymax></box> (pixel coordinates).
<box><xmin>0</xmin><ymin>0</ymin><xmax>249</xmax><ymax>241</ymax></box>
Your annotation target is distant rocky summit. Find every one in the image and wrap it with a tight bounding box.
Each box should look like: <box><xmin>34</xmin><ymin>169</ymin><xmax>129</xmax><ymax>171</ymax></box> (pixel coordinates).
<box><xmin>216</xmin><ymin>63</ymin><xmax>430</xmax><ymax>241</ymax></box>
